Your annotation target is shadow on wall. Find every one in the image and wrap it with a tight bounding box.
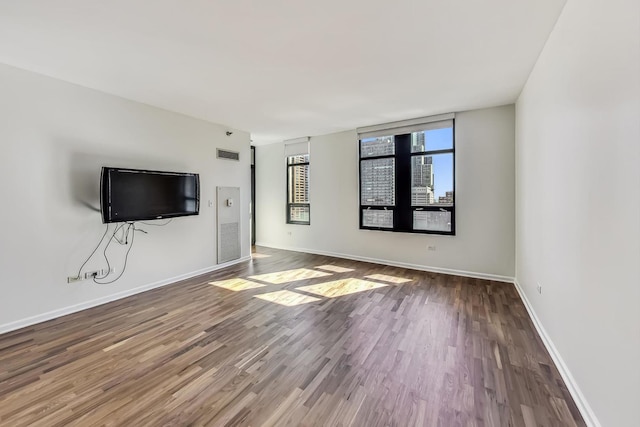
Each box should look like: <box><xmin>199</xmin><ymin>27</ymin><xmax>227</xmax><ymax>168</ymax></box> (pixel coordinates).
<box><xmin>49</xmin><ymin>138</ymin><xmax>188</xmax><ymax>218</ymax></box>
<box><xmin>42</xmin><ymin>139</ymin><xmax>194</xmax><ymax>280</ymax></box>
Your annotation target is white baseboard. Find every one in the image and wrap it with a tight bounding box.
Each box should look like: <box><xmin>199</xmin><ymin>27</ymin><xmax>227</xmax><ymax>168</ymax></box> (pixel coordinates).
<box><xmin>255</xmin><ymin>242</ymin><xmax>599</xmax><ymax>425</ymax></box>
<box><xmin>0</xmin><ymin>256</ymin><xmax>251</xmax><ymax>335</ymax></box>
<box><xmin>255</xmin><ymin>242</ymin><xmax>514</xmax><ymax>283</ymax></box>
<box><xmin>513</xmin><ymin>280</ymin><xmax>600</xmax><ymax>427</ymax></box>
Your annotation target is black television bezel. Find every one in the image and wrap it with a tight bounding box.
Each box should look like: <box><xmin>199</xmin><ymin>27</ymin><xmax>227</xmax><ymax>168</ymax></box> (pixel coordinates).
<box><xmin>100</xmin><ymin>167</ymin><xmax>200</xmax><ymax>224</ymax></box>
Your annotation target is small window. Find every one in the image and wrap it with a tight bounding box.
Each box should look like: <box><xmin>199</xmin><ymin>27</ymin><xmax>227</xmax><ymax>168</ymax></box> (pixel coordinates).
<box><xmin>287</xmin><ymin>154</ymin><xmax>310</xmax><ymax>224</ymax></box>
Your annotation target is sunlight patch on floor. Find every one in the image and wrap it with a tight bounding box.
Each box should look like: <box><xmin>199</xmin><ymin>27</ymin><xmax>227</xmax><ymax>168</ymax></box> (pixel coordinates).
<box><xmin>251</xmin><ymin>253</ymin><xmax>271</xmax><ymax>259</ymax></box>
<box><xmin>253</xmin><ymin>290</ymin><xmax>321</xmax><ymax>306</ymax></box>
<box><xmin>210</xmin><ymin>278</ymin><xmax>266</xmax><ymax>291</ymax></box>
<box><xmin>364</xmin><ymin>274</ymin><xmax>413</xmax><ymax>284</ymax></box>
<box><xmin>248</xmin><ymin>268</ymin><xmax>332</xmax><ymax>284</ymax></box>
<box><xmin>296</xmin><ymin>278</ymin><xmax>387</xmax><ymax>298</ymax></box>
<box><xmin>315</xmin><ymin>265</ymin><xmax>355</xmax><ymax>273</ymax></box>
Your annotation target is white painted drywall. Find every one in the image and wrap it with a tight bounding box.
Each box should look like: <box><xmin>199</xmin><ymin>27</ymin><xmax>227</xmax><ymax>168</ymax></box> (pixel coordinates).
<box><xmin>256</xmin><ymin>105</ymin><xmax>515</xmax><ymax>279</ymax></box>
<box><xmin>515</xmin><ymin>0</ymin><xmax>640</xmax><ymax>425</ymax></box>
<box><xmin>0</xmin><ymin>63</ymin><xmax>251</xmax><ymax>330</ymax></box>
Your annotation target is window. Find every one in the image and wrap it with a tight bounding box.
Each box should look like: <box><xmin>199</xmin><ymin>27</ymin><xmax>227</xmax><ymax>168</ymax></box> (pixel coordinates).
<box><xmin>358</xmin><ymin>115</ymin><xmax>455</xmax><ymax>235</ymax></box>
<box><xmin>287</xmin><ymin>153</ymin><xmax>310</xmax><ymax>224</ymax></box>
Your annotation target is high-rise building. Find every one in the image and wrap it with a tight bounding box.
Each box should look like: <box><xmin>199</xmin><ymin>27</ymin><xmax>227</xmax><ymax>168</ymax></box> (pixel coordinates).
<box><xmin>411</xmin><ymin>155</ymin><xmax>434</xmax><ymax>205</ymax></box>
<box><xmin>361</xmin><ymin>137</ymin><xmax>395</xmax><ymax>206</ymax></box>
<box><xmin>411</xmin><ymin>131</ymin><xmax>425</xmax><ymax>152</ymax></box>
<box><xmin>361</xmin><ymin>136</ymin><xmax>394</xmax><ymax>157</ymax></box>
<box><xmin>291</xmin><ymin>163</ymin><xmax>308</xmax><ymax>203</ymax></box>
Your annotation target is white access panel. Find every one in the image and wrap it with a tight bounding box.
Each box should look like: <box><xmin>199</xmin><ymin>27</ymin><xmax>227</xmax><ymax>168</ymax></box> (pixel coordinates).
<box><xmin>217</xmin><ymin>186</ymin><xmax>241</xmax><ymax>264</ymax></box>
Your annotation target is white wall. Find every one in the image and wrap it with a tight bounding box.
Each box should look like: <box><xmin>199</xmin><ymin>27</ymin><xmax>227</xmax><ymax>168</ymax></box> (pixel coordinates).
<box><xmin>256</xmin><ymin>105</ymin><xmax>515</xmax><ymax>279</ymax></box>
<box><xmin>0</xmin><ymin>63</ymin><xmax>251</xmax><ymax>331</ymax></box>
<box><xmin>515</xmin><ymin>0</ymin><xmax>640</xmax><ymax>425</ymax></box>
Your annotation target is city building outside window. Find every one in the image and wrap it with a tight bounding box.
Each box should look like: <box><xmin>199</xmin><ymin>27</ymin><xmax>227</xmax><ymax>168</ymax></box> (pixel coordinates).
<box><xmin>287</xmin><ymin>153</ymin><xmax>310</xmax><ymax>224</ymax></box>
<box><xmin>358</xmin><ymin>115</ymin><xmax>455</xmax><ymax>235</ymax></box>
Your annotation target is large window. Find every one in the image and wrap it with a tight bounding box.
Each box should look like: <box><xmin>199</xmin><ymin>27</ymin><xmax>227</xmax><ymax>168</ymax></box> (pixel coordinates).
<box><xmin>359</xmin><ymin>116</ymin><xmax>455</xmax><ymax>235</ymax></box>
<box><xmin>287</xmin><ymin>154</ymin><xmax>310</xmax><ymax>224</ymax></box>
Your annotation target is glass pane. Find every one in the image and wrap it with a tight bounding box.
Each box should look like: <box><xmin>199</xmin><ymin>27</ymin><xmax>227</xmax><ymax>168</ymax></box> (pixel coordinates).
<box><xmin>289</xmin><ymin>206</ymin><xmax>310</xmax><ymax>223</ymax></box>
<box><xmin>363</xmin><ymin>210</ymin><xmax>393</xmax><ymax>228</ymax></box>
<box><xmin>360</xmin><ymin>158</ymin><xmax>395</xmax><ymax>206</ymax></box>
<box><xmin>411</xmin><ymin>127</ymin><xmax>453</xmax><ymax>153</ymax></box>
<box><xmin>360</xmin><ymin>136</ymin><xmax>395</xmax><ymax>158</ymax></box>
<box><xmin>288</xmin><ymin>164</ymin><xmax>309</xmax><ymax>203</ymax></box>
<box><xmin>413</xmin><ymin>211</ymin><xmax>452</xmax><ymax>232</ymax></box>
<box><xmin>288</xmin><ymin>154</ymin><xmax>309</xmax><ymax>165</ymax></box>
<box><xmin>411</xmin><ymin>153</ymin><xmax>453</xmax><ymax>206</ymax></box>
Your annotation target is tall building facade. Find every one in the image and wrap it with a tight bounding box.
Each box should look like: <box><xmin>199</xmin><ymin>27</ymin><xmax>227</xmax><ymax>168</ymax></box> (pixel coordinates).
<box><xmin>411</xmin><ymin>155</ymin><xmax>434</xmax><ymax>205</ymax></box>
<box><xmin>360</xmin><ymin>137</ymin><xmax>395</xmax><ymax>206</ymax></box>
<box><xmin>291</xmin><ymin>164</ymin><xmax>309</xmax><ymax>203</ymax></box>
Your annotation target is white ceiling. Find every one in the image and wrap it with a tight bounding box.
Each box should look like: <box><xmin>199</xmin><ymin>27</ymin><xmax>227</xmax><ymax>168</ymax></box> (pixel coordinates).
<box><xmin>0</xmin><ymin>0</ymin><xmax>566</xmax><ymax>145</ymax></box>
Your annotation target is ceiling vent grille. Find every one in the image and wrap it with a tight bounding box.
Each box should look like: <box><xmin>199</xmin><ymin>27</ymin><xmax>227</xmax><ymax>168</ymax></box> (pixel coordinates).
<box><xmin>217</xmin><ymin>149</ymin><xmax>240</xmax><ymax>161</ymax></box>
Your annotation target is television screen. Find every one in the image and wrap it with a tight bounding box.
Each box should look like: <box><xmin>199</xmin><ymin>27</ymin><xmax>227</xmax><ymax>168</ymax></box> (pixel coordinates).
<box><xmin>100</xmin><ymin>167</ymin><xmax>200</xmax><ymax>223</ymax></box>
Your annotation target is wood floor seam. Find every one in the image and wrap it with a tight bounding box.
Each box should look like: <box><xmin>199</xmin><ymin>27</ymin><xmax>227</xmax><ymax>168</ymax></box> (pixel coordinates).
<box><xmin>0</xmin><ymin>247</ymin><xmax>585</xmax><ymax>427</ymax></box>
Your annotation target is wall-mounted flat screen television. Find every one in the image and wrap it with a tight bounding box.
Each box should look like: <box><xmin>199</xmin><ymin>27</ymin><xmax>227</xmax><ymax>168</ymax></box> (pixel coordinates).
<box><xmin>100</xmin><ymin>167</ymin><xmax>200</xmax><ymax>223</ymax></box>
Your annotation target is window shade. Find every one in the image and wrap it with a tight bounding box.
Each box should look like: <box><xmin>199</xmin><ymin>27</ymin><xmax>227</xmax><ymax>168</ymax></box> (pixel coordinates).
<box><xmin>284</xmin><ymin>137</ymin><xmax>310</xmax><ymax>157</ymax></box>
<box><xmin>357</xmin><ymin>113</ymin><xmax>454</xmax><ymax>140</ymax></box>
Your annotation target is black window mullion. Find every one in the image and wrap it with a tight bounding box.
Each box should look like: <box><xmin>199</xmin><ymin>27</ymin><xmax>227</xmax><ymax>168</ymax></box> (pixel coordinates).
<box><xmin>358</xmin><ymin>120</ymin><xmax>455</xmax><ymax>235</ymax></box>
<box><xmin>395</xmin><ymin>134</ymin><xmax>412</xmax><ymax>232</ymax></box>
<box><xmin>411</xmin><ymin>148</ymin><xmax>454</xmax><ymax>156</ymax></box>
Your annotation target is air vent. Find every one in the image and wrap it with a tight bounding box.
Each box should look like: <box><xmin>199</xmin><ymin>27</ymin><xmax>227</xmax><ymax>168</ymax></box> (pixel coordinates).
<box><xmin>217</xmin><ymin>149</ymin><xmax>240</xmax><ymax>161</ymax></box>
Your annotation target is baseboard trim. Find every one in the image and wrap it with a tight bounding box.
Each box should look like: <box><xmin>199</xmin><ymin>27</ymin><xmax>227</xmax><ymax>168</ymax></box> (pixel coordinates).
<box><xmin>513</xmin><ymin>279</ymin><xmax>600</xmax><ymax>427</ymax></box>
<box><xmin>255</xmin><ymin>243</ymin><xmax>599</xmax><ymax>425</ymax></box>
<box><xmin>255</xmin><ymin>242</ymin><xmax>514</xmax><ymax>283</ymax></box>
<box><xmin>0</xmin><ymin>256</ymin><xmax>251</xmax><ymax>335</ymax></box>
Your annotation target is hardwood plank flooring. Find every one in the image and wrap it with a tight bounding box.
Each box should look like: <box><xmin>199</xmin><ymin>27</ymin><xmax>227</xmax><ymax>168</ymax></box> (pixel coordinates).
<box><xmin>0</xmin><ymin>247</ymin><xmax>585</xmax><ymax>426</ymax></box>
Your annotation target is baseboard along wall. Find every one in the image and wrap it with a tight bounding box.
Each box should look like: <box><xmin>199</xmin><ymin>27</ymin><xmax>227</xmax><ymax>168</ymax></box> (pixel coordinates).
<box><xmin>255</xmin><ymin>242</ymin><xmax>514</xmax><ymax>283</ymax></box>
<box><xmin>256</xmin><ymin>242</ymin><xmax>599</xmax><ymax>426</ymax></box>
<box><xmin>0</xmin><ymin>256</ymin><xmax>251</xmax><ymax>335</ymax></box>
<box><xmin>513</xmin><ymin>280</ymin><xmax>601</xmax><ymax>427</ymax></box>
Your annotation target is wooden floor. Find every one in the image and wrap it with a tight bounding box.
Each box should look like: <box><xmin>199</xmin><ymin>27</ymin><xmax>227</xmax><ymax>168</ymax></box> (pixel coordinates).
<box><xmin>0</xmin><ymin>247</ymin><xmax>584</xmax><ymax>427</ymax></box>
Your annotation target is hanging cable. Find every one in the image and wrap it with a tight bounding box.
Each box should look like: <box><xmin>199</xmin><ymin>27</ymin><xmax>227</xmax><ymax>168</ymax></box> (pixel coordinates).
<box><xmin>75</xmin><ymin>224</ymin><xmax>110</xmax><ymax>280</ymax></box>
<box><xmin>139</xmin><ymin>219</ymin><xmax>172</xmax><ymax>226</ymax></box>
<box><xmin>93</xmin><ymin>223</ymin><xmax>137</xmax><ymax>285</ymax></box>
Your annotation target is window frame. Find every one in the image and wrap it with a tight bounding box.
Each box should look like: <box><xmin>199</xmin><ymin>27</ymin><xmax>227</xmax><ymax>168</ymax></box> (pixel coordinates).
<box><xmin>358</xmin><ymin>120</ymin><xmax>456</xmax><ymax>236</ymax></box>
<box><xmin>286</xmin><ymin>154</ymin><xmax>310</xmax><ymax>225</ymax></box>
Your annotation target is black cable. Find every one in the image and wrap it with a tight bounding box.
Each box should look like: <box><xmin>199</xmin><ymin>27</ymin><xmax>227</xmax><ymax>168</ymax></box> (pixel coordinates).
<box><xmin>77</xmin><ymin>219</ymin><xmax>155</xmax><ymax>285</ymax></box>
<box><xmin>93</xmin><ymin>223</ymin><xmax>136</xmax><ymax>285</ymax></box>
<box><xmin>95</xmin><ymin>224</ymin><xmax>124</xmax><ymax>280</ymax></box>
<box><xmin>75</xmin><ymin>224</ymin><xmax>110</xmax><ymax>280</ymax></box>
<box><xmin>112</xmin><ymin>223</ymin><xmax>128</xmax><ymax>245</ymax></box>
<box><xmin>94</xmin><ymin>222</ymin><xmax>132</xmax><ymax>280</ymax></box>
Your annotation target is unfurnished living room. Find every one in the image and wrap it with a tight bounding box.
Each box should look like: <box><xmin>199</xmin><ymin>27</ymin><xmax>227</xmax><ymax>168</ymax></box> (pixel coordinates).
<box><xmin>0</xmin><ymin>0</ymin><xmax>638</xmax><ymax>426</ymax></box>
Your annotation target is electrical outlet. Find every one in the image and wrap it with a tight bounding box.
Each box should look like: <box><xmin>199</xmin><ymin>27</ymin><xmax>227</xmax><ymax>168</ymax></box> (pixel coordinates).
<box><xmin>69</xmin><ymin>267</ymin><xmax>114</xmax><ymax>284</ymax></box>
<box><xmin>67</xmin><ymin>275</ymin><xmax>83</xmax><ymax>284</ymax></box>
<box><xmin>84</xmin><ymin>270</ymin><xmax>101</xmax><ymax>280</ymax></box>
<box><xmin>427</xmin><ymin>245</ymin><xmax>436</xmax><ymax>251</ymax></box>
<box><xmin>287</xmin><ymin>231</ymin><xmax>292</xmax><ymax>236</ymax></box>
<box><xmin>536</xmin><ymin>283</ymin><xmax>542</xmax><ymax>294</ymax></box>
